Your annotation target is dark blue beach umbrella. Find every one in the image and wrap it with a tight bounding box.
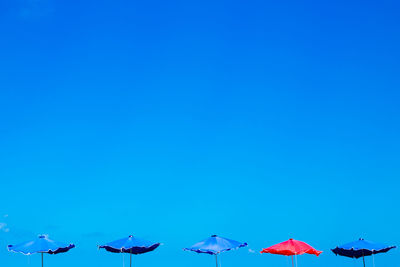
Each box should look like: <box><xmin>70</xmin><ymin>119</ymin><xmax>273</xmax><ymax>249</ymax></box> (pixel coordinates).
<box><xmin>99</xmin><ymin>235</ymin><xmax>160</xmax><ymax>267</ymax></box>
<box><xmin>332</xmin><ymin>238</ymin><xmax>396</xmax><ymax>267</ymax></box>
<box><xmin>7</xmin><ymin>235</ymin><xmax>75</xmax><ymax>267</ymax></box>
<box><xmin>184</xmin><ymin>235</ymin><xmax>248</xmax><ymax>267</ymax></box>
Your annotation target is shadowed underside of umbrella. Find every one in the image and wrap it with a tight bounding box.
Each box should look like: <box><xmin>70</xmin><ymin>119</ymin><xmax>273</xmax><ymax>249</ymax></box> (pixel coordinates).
<box><xmin>99</xmin><ymin>235</ymin><xmax>160</xmax><ymax>267</ymax></box>
<box><xmin>332</xmin><ymin>238</ymin><xmax>396</xmax><ymax>267</ymax></box>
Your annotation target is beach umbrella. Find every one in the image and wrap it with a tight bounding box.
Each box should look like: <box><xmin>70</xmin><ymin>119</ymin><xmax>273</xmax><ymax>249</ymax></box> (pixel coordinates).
<box><xmin>184</xmin><ymin>235</ymin><xmax>248</xmax><ymax>267</ymax></box>
<box><xmin>331</xmin><ymin>238</ymin><xmax>396</xmax><ymax>267</ymax></box>
<box><xmin>261</xmin><ymin>238</ymin><xmax>322</xmax><ymax>267</ymax></box>
<box><xmin>99</xmin><ymin>235</ymin><xmax>160</xmax><ymax>267</ymax></box>
<box><xmin>7</xmin><ymin>234</ymin><xmax>75</xmax><ymax>267</ymax></box>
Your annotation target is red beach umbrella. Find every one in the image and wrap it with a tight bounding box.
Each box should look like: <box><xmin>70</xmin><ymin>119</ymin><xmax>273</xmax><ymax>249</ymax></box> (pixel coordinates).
<box><xmin>261</xmin><ymin>238</ymin><xmax>322</xmax><ymax>267</ymax></box>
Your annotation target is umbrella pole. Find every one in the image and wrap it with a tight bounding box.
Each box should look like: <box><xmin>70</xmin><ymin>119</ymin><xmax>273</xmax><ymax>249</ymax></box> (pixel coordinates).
<box><xmin>130</xmin><ymin>249</ymin><xmax>132</xmax><ymax>267</ymax></box>
<box><xmin>41</xmin><ymin>252</ymin><xmax>43</xmax><ymax>267</ymax></box>
<box><xmin>291</xmin><ymin>255</ymin><xmax>294</xmax><ymax>267</ymax></box>
<box><xmin>362</xmin><ymin>255</ymin><xmax>365</xmax><ymax>267</ymax></box>
<box><xmin>215</xmin><ymin>254</ymin><xmax>218</xmax><ymax>267</ymax></box>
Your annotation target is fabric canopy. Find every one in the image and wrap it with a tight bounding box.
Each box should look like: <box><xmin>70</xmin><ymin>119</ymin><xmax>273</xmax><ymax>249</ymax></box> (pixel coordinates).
<box><xmin>99</xmin><ymin>235</ymin><xmax>160</xmax><ymax>255</ymax></box>
<box><xmin>8</xmin><ymin>235</ymin><xmax>75</xmax><ymax>255</ymax></box>
<box><xmin>332</xmin><ymin>238</ymin><xmax>396</xmax><ymax>259</ymax></box>
<box><xmin>184</xmin><ymin>235</ymin><xmax>247</xmax><ymax>255</ymax></box>
<box><xmin>261</xmin><ymin>238</ymin><xmax>322</xmax><ymax>256</ymax></box>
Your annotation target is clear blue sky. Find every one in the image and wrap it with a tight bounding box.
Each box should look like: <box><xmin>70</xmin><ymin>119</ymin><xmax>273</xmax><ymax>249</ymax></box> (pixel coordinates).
<box><xmin>0</xmin><ymin>0</ymin><xmax>399</xmax><ymax>267</ymax></box>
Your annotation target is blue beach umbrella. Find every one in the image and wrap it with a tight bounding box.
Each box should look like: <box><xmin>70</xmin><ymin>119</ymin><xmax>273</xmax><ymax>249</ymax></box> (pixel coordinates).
<box><xmin>99</xmin><ymin>235</ymin><xmax>160</xmax><ymax>267</ymax></box>
<box><xmin>332</xmin><ymin>238</ymin><xmax>396</xmax><ymax>267</ymax></box>
<box><xmin>7</xmin><ymin>234</ymin><xmax>75</xmax><ymax>267</ymax></box>
<box><xmin>184</xmin><ymin>235</ymin><xmax>248</xmax><ymax>267</ymax></box>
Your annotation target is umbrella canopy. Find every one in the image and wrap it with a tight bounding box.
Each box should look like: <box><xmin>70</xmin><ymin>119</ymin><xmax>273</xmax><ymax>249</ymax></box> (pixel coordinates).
<box><xmin>7</xmin><ymin>235</ymin><xmax>75</xmax><ymax>267</ymax></box>
<box><xmin>184</xmin><ymin>235</ymin><xmax>247</xmax><ymax>267</ymax></box>
<box><xmin>261</xmin><ymin>238</ymin><xmax>322</xmax><ymax>267</ymax></box>
<box><xmin>261</xmin><ymin>238</ymin><xmax>322</xmax><ymax>256</ymax></box>
<box><xmin>184</xmin><ymin>235</ymin><xmax>247</xmax><ymax>255</ymax></box>
<box><xmin>99</xmin><ymin>235</ymin><xmax>160</xmax><ymax>254</ymax></box>
<box><xmin>99</xmin><ymin>235</ymin><xmax>160</xmax><ymax>267</ymax></box>
<box><xmin>332</xmin><ymin>238</ymin><xmax>396</xmax><ymax>267</ymax></box>
<box><xmin>332</xmin><ymin>238</ymin><xmax>396</xmax><ymax>258</ymax></box>
<box><xmin>7</xmin><ymin>234</ymin><xmax>75</xmax><ymax>255</ymax></box>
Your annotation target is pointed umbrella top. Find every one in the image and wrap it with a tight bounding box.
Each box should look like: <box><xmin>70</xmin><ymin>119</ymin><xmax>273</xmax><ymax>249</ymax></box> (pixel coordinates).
<box><xmin>7</xmin><ymin>234</ymin><xmax>75</xmax><ymax>255</ymax></box>
<box><xmin>184</xmin><ymin>235</ymin><xmax>248</xmax><ymax>255</ymax></box>
<box><xmin>261</xmin><ymin>238</ymin><xmax>322</xmax><ymax>256</ymax></box>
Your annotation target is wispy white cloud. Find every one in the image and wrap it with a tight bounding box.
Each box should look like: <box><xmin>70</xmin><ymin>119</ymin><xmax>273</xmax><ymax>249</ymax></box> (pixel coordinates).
<box><xmin>0</xmin><ymin>222</ymin><xmax>10</xmax><ymax>233</ymax></box>
<box><xmin>248</xmin><ymin>248</ymin><xmax>256</xmax><ymax>253</ymax></box>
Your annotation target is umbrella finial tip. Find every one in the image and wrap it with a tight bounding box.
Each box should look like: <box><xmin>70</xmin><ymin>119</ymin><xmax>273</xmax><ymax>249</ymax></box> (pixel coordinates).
<box><xmin>211</xmin><ymin>235</ymin><xmax>217</xmax><ymax>237</ymax></box>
